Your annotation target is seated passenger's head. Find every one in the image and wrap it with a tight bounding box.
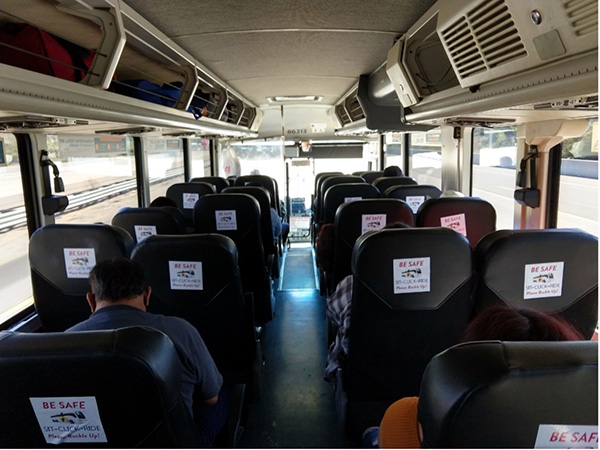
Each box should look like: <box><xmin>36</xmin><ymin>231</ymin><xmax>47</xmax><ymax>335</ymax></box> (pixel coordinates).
<box><xmin>383</xmin><ymin>165</ymin><xmax>403</xmax><ymax>177</ymax></box>
<box><xmin>149</xmin><ymin>196</ymin><xmax>177</xmax><ymax>208</ymax></box>
<box><xmin>461</xmin><ymin>304</ymin><xmax>584</xmax><ymax>342</ymax></box>
<box><xmin>87</xmin><ymin>257</ymin><xmax>151</xmax><ymax>311</ymax></box>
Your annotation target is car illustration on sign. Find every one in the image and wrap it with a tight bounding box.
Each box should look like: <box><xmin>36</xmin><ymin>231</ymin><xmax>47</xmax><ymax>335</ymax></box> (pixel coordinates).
<box><xmin>51</xmin><ymin>411</ymin><xmax>86</xmax><ymax>424</ymax></box>
<box><xmin>402</xmin><ymin>268</ymin><xmax>422</xmax><ymax>278</ymax></box>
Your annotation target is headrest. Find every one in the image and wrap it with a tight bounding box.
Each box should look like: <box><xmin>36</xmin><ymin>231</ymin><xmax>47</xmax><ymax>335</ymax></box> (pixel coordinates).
<box><xmin>335</xmin><ymin>198</ymin><xmax>415</xmax><ymax>237</ymax></box>
<box><xmin>419</xmin><ymin>340</ymin><xmax>598</xmax><ymax>448</ymax></box>
<box><xmin>111</xmin><ymin>206</ymin><xmax>187</xmax><ymax>242</ymax></box>
<box><xmin>352</xmin><ymin>227</ymin><xmax>472</xmax><ymax>310</ymax></box>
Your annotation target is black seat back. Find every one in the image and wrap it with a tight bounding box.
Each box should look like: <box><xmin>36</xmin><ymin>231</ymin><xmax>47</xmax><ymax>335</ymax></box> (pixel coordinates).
<box><xmin>111</xmin><ymin>206</ymin><xmax>187</xmax><ymax>243</ymax></box>
<box><xmin>0</xmin><ymin>327</ymin><xmax>201</xmax><ymax>448</ymax></box>
<box><xmin>318</xmin><ymin>176</ymin><xmax>365</xmax><ymax>224</ymax></box>
<box><xmin>189</xmin><ymin>176</ymin><xmax>230</xmax><ymax>192</ymax></box>
<box><xmin>474</xmin><ymin>228</ymin><xmax>598</xmax><ymax>339</ymax></box>
<box><xmin>234</xmin><ymin>175</ymin><xmax>280</xmax><ymax>214</ymax></box>
<box><xmin>417</xmin><ymin>196</ymin><xmax>497</xmax><ymax>248</ymax></box>
<box><xmin>419</xmin><ymin>341</ymin><xmax>598</xmax><ymax>448</ymax></box>
<box><xmin>322</xmin><ymin>183</ymin><xmax>380</xmax><ymax>224</ymax></box>
<box><xmin>28</xmin><ymin>224</ymin><xmax>135</xmax><ymax>332</ymax></box>
<box><xmin>131</xmin><ymin>234</ymin><xmax>256</xmax><ymax>382</ymax></box>
<box><xmin>165</xmin><ymin>182</ymin><xmax>216</xmax><ymax>225</ymax></box>
<box><xmin>342</xmin><ymin>227</ymin><xmax>474</xmax><ymax>433</ymax></box>
<box><xmin>359</xmin><ymin>171</ymin><xmax>384</xmax><ymax>183</ymax></box>
<box><xmin>383</xmin><ymin>184</ymin><xmax>442</xmax><ymax>219</ymax></box>
<box><xmin>372</xmin><ymin>176</ymin><xmax>418</xmax><ymax>192</ymax></box>
<box><xmin>332</xmin><ymin>199</ymin><xmax>414</xmax><ymax>288</ymax></box>
<box><xmin>193</xmin><ymin>193</ymin><xmax>273</xmax><ymax>324</ymax></box>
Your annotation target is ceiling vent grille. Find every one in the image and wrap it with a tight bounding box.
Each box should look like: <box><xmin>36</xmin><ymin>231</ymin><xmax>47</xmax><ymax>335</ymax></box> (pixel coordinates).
<box><xmin>562</xmin><ymin>0</ymin><xmax>598</xmax><ymax>36</ymax></box>
<box><xmin>441</xmin><ymin>0</ymin><xmax>526</xmax><ymax>80</ymax></box>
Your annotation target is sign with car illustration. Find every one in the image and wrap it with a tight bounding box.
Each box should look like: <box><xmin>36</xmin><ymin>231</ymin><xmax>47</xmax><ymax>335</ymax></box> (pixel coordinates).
<box><xmin>393</xmin><ymin>257</ymin><xmax>431</xmax><ymax>293</ymax></box>
<box><xmin>361</xmin><ymin>214</ymin><xmax>386</xmax><ymax>234</ymax></box>
<box><xmin>134</xmin><ymin>225</ymin><xmax>157</xmax><ymax>243</ymax></box>
<box><xmin>63</xmin><ymin>248</ymin><xmax>96</xmax><ymax>279</ymax></box>
<box><xmin>30</xmin><ymin>397</ymin><xmax>107</xmax><ymax>444</ymax></box>
<box><xmin>440</xmin><ymin>213</ymin><xmax>467</xmax><ymax>237</ymax></box>
<box><xmin>524</xmin><ymin>262</ymin><xmax>564</xmax><ymax>299</ymax></box>
<box><xmin>406</xmin><ymin>196</ymin><xmax>425</xmax><ymax>214</ymax></box>
<box><xmin>215</xmin><ymin>210</ymin><xmax>237</xmax><ymax>230</ymax></box>
<box><xmin>168</xmin><ymin>260</ymin><xmax>203</xmax><ymax>290</ymax></box>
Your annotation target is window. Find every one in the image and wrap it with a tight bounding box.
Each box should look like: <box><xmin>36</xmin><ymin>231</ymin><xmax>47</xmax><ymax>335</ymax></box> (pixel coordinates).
<box><xmin>146</xmin><ymin>138</ymin><xmax>185</xmax><ymax>202</ymax></box>
<box><xmin>53</xmin><ymin>135</ymin><xmax>137</xmax><ymax>225</ymax></box>
<box><xmin>558</xmin><ymin>120</ymin><xmax>598</xmax><ymax>235</ymax></box>
<box><xmin>190</xmin><ymin>138</ymin><xmax>211</xmax><ymax>178</ymax></box>
<box><xmin>408</xmin><ymin>132</ymin><xmax>441</xmax><ymax>188</ymax></box>
<box><xmin>0</xmin><ymin>133</ymin><xmax>33</xmax><ymax>320</ymax></box>
<box><xmin>472</xmin><ymin>127</ymin><xmax>517</xmax><ymax>230</ymax></box>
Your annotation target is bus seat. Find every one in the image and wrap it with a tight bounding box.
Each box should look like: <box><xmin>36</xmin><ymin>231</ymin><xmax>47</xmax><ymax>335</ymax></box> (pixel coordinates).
<box><xmin>130</xmin><ymin>233</ymin><xmax>257</xmax><ymax>384</ymax></box>
<box><xmin>193</xmin><ymin>193</ymin><xmax>273</xmax><ymax>325</ymax></box>
<box><xmin>317</xmin><ymin>176</ymin><xmax>365</xmax><ymax>226</ymax></box>
<box><xmin>383</xmin><ymin>184</ymin><xmax>442</xmax><ymax>220</ymax></box>
<box><xmin>419</xmin><ymin>340</ymin><xmax>598</xmax><ymax>448</ymax></box>
<box><xmin>473</xmin><ymin>229</ymin><xmax>598</xmax><ymax>339</ymax></box>
<box><xmin>0</xmin><ymin>326</ymin><xmax>202</xmax><ymax>447</ymax></box>
<box><xmin>416</xmin><ymin>197</ymin><xmax>496</xmax><ymax>248</ymax></box>
<box><xmin>111</xmin><ymin>206</ymin><xmax>187</xmax><ymax>244</ymax></box>
<box><xmin>322</xmin><ymin>183</ymin><xmax>380</xmax><ymax>225</ymax></box>
<box><xmin>337</xmin><ymin>227</ymin><xmax>474</xmax><ymax>438</ymax></box>
<box><xmin>189</xmin><ymin>176</ymin><xmax>230</xmax><ymax>193</ymax></box>
<box><xmin>332</xmin><ymin>198</ymin><xmax>414</xmax><ymax>290</ymax></box>
<box><xmin>312</xmin><ymin>172</ymin><xmax>345</xmax><ymax>245</ymax></box>
<box><xmin>357</xmin><ymin>171</ymin><xmax>384</xmax><ymax>183</ymax></box>
<box><xmin>165</xmin><ymin>182</ymin><xmax>216</xmax><ymax>228</ymax></box>
<box><xmin>28</xmin><ymin>224</ymin><xmax>135</xmax><ymax>332</ymax></box>
<box><xmin>372</xmin><ymin>176</ymin><xmax>418</xmax><ymax>193</ymax></box>
<box><xmin>223</xmin><ymin>185</ymin><xmax>280</xmax><ymax>279</ymax></box>
<box><xmin>234</xmin><ymin>175</ymin><xmax>280</xmax><ymax>215</ymax></box>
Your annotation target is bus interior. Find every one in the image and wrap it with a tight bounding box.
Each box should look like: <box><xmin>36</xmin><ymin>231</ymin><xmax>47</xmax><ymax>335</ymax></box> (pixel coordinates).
<box><xmin>0</xmin><ymin>0</ymin><xmax>598</xmax><ymax>447</ymax></box>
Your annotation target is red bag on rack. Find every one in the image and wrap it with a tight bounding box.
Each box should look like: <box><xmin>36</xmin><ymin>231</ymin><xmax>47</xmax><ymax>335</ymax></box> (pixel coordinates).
<box><xmin>0</xmin><ymin>23</ymin><xmax>93</xmax><ymax>82</ymax></box>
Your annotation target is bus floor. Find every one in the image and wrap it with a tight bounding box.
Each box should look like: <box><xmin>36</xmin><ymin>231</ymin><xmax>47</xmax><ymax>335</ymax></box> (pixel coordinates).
<box><xmin>237</xmin><ymin>243</ymin><xmax>356</xmax><ymax>448</ymax></box>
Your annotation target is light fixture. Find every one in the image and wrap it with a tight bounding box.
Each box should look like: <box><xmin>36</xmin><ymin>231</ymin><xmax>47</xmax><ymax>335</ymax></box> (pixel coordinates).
<box><xmin>267</xmin><ymin>95</ymin><xmax>323</xmax><ymax>103</ymax></box>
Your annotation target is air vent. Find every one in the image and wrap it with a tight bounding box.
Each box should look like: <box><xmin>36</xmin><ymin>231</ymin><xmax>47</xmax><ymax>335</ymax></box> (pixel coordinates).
<box><xmin>345</xmin><ymin>90</ymin><xmax>365</xmax><ymax>122</ymax></box>
<box><xmin>562</xmin><ymin>0</ymin><xmax>598</xmax><ymax>36</ymax></box>
<box><xmin>441</xmin><ymin>0</ymin><xmax>526</xmax><ymax>80</ymax></box>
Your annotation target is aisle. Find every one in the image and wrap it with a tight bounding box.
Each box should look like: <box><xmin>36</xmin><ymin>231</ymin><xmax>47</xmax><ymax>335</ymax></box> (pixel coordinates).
<box><xmin>238</xmin><ymin>245</ymin><xmax>354</xmax><ymax>448</ymax></box>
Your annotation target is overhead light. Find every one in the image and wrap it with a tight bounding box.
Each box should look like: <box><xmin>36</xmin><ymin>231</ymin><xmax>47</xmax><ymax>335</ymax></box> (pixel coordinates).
<box><xmin>267</xmin><ymin>95</ymin><xmax>323</xmax><ymax>103</ymax></box>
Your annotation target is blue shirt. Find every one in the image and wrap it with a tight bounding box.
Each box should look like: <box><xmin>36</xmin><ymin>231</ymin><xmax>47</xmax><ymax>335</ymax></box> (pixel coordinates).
<box><xmin>66</xmin><ymin>305</ymin><xmax>223</xmax><ymax>416</ymax></box>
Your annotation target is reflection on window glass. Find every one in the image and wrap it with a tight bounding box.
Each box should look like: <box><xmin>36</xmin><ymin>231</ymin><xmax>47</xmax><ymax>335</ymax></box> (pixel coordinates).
<box><xmin>146</xmin><ymin>137</ymin><xmax>185</xmax><ymax>202</ymax></box>
<box><xmin>53</xmin><ymin>135</ymin><xmax>138</xmax><ymax>225</ymax></box>
<box><xmin>0</xmin><ymin>133</ymin><xmax>33</xmax><ymax>320</ymax></box>
<box><xmin>384</xmin><ymin>133</ymin><xmax>403</xmax><ymax>170</ymax></box>
<box><xmin>558</xmin><ymin>120</ymin><xmax>598</xmax><ymax>236</ymax></box>
<box><xmin>409</xmin><ymin>132</ymin><xmax>441</xmax><ymax>188</ymax></box>
<box><xmin>190</xmin><ymin>138</ymin><xmax>211</xmax><ymax>179</ymax></box>
<box><xmin>472</xmin><ymin>126</ymin><xmax>517</xmax><ymax>230</ymax></box>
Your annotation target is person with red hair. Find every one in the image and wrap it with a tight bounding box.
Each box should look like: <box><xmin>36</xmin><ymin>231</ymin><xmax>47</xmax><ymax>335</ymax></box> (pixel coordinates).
<box><xmin>364</xmin><ymin>304</ymin><xmax>584</xmax><ymax>448</ymax></box>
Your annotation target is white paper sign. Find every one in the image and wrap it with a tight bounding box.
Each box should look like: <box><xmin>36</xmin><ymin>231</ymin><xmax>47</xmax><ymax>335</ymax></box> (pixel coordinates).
<box><xmin>30</xmin><ymin>397</ymin><xmax>107</xmax><ymax>444</ymax></box>
<box><xmin>393</xmin><ymin>257</ymin><xmax>431</xmax><ymax>293</ymax></box>
<box><xmin>215</xmin><ymin>210</ymin><xmax>237</xmax><ymax>230</ymax></box>
<box><xmin>169</xmin><ymin>261</ymin><xmax>203</xmax><ymax>290</ymax></box>
<box><xmin>344</xmin><ymin>196</ymin><xmax>362</xmax><ymax>202</ymax></box>
<box><xmin>63</xmin><ymin>248</ymin><xmax>96</xmax><ymax>279</ymax></box>
<box><xmin>534</xmin><ymin>424</ymin><xmax>598</xmax><ymax>448</ymax></box>
<box><xmin>134</xmin><ymin>225</ymin><xmax>157</xmax><ymax>243</ymax></box>
<box><xmin>182</xmin><ymin>193</ymin><xmax>199</xmax><ymax>209</ymax></box>
<box><xmin>361</xmin><ymin>214</ymin><xmax>386</xmax><ymax>234</ymax></box>
<box><xmin>440</xmin><ymin>213</ymin><xmax>467</xmax><ymax>236</ymax></box>
<box><xmin>406</xmin><ymin>196</ymin><xmax>425</xmax><ymax>214</ymax></box>
<box><xmin>524</xmin><ymin>262</ymin><xmax>564</xmax><ymax>299</ymax></box>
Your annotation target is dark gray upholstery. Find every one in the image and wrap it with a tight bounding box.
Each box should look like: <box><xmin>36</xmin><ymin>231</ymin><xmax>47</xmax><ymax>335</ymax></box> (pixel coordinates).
<box><xmin>28</xmin><ymin>224</ymin><xmax>135</xmax><ymax>332</ymax></box>
<box><xmin>322</xmin><ymin>183</ymin><xmax>380</xmax><ymax>225</ymax></box>
<box><xmin>419</xmin><ymin>340</ymin><xmax>598</xmax><ymax>448</ymax></box>
<box><xmin>0</xmin><ymin>327</ymin><xmax>202</xmax><ymax>448</ymax></box>
<box><xmin>332</xmin><ymin>198</ymin><xmax>414</xmax><ymax>288</ymax></box>
<box><xmin>189</xmin><ymin>176</ymin><xmax>230</xmax><ymax>193</ymax></box>
<box><xmin>166</xmin><ymin>182</ymin><xmax>216</xmax><ymax>226</ymax></box>
<box><xmin>337</xmin><ymin>227</ymin><xmax>474</xmax><ymax>437</ymax></box>
<box><xmin>417</xmin><ymin>197</ymin><xmax>496</xmax><ymax>248</ymax></box>
<box><xmin>234</xmin><ymin>175</ymin><xmax>280</xmax><ymax>215</ymax></box>
<box><xmin>372</xmin><ymin>176</ymin><xmax>418</xmax><ymax>193</ymax></box>
<box><xmin>473</xmin><ymin>228</ymin><xmax>598</xmax><ymax>339</ymax></box>
<box><xmin>358</xmin><ymin>171</ymin><xmax>384</xmax><ymax>183</ymax></box>
<box><xmin>193</xmin><ymin>193</ymin><xmax>273</xmax><ymax>324</ymax></box>
<box><xmin>111</xmin><ymin>206</ymin><xmax>186</xmax><ymax>243</ymax></box>
<box><xmin>383</xmin><ymin>184</ymin><xmax>442</xmax><ymax>220</ymax></box>
<box><xmin>318</xmin><ymin>176</ymin><xmax>365</xmax><ymax>225</ymax></box>
<box><xmin>131</xmin><ymin>233</ymin><xmax>256</xmax><ymax>383</ymax></box>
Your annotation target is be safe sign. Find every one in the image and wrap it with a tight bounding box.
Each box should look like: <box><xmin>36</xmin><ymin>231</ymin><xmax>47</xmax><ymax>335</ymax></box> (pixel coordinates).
<box><xmin>524</xmin><ymin>262</ymin><xmax>564</xmax><ymax>299</ymax></box>
<box><xmin>30</xmin><ymin>397</ymin><xmax>107</xmax><ymax>444</ymax></box>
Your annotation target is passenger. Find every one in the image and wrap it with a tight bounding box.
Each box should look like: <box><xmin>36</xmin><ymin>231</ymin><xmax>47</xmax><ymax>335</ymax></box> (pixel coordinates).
<box><xmin>149</xmin><ymin>195</ymin><xmax>177</xmax><ymax>207</ymax></box>
<box><xmin>66</xmin><ymin>257</ymin><xmax>227</xmax><ymax>447</ymax></box>
<box><xmin>322</xmin><ymin>222</ymin><xmax>411</xmax><ymax>382</ymax></box>
<box><xmin>364</xmin><ymin>304</ymin><xmax>585</xmax><ymax>448</ymax></box>
<box><xmin>382</xmin><ymin>165</ymin><xmax>403</xmax><ymax>177</ymax></box>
